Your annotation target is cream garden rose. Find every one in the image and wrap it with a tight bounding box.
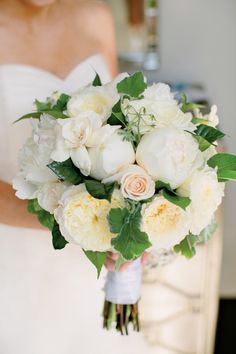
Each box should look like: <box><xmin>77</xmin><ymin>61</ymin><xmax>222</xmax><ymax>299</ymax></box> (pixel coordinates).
<box><xmin>136</xmin><ymin>127</ymin><xmax>202</xmax><ymax>189</ymax></box>
<box><xmin>55</xmin><ymin>184</ymin><xmax>125</xmax><ymax>251</ymax></box>
<box><xmin>103</xmin><ymin>165</ymin><xmax>155</xmax><ymax>201</ymax></box>
<box><xmin>88</xmin><ymin>130</ymin><xmax>135</xmax><ymax>180</ymax></box>
<box><xmin>67</xmin><ymin>73</ymin><xmax>127</xmax><ymax>123</ymax></box>
<box><xmin>141</xmin><ymin>195</ymin><xmax>191</xmax><ymax>250</ymax></box>
<box><xmin>177</xmin><ymin>168</ymin><xmax>225</xmax><ymax>235</ymax></box>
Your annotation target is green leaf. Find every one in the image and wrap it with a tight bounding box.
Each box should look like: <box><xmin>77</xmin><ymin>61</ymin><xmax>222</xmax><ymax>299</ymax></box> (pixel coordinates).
<box><xmin>195</xmin><ymin>124</ymin><xmax>225</xmax><ymax>144</ymax></box>
<box><xmin>191</xmin><ymin>117</ymin><xmax>208</xmax><ymax>125</ymax></box>
<box><xmin>108</xmin><ymin>204</ymin><xmax>152</xmax><ymax>260</ymax></box>
<box><xmin>108</xmin><ymin>208</ymin><xmax>129</xmax><ymax>233</ymax></box>
<box><xmin>198</xmin><ymin>220</ymin><xmax>217</xmax><ymax>243</ymax></box>
<box><xmin>37</xmin><ymin>210</ymin><xmax>55</xmax><ymax>230</ymax></box>
<box><xmin>174</xmin><ymin>234</ymin><xmax>198</xmax><ymax>259</ymax></box>
<box><xmin>52</xmin><ymin>222</ymin><xmax>68</xmax><ymax>250</ymax></box>
<box><xmin>181</xmin><ymin>94</ymin><xmax>205</xmax><ymax>113</ymax></box>
<box><xmin>117</xmin><ymin>72</ymin><xmax>147</xmax><ymax>98</ymax></box>
<box><xmin>217</xmin><ymin>170</ymin><xmax>236</xmax><ymax>181</ymax></box>
<box><xmin>27</xmin><ymin>199</ymin><xmax>43</xmax><ymax>214</ymax></box>
<box><xmin>114</xmin><ymin>254</ymin><xmax>127</xmax><ymax>271</ymax></box>
<box><xmin>163</xmin><ymin>189</ymin><xmax>191</xmax><ymax>210</ymax></box>
<box><xmin>14</xmin><ymin>111</ymin><xmax>42</xmax><ymax>123</ymax></box>
<box><xmin>83</xmin><ymin>250</ymin><xmax>107</xmax><ymax>278</ymax></box>
<box><xmin>47</xmin><ymin>159</ymin><xmax>84</xmax><ymax>185</ymax></box>
<box><xmin>27</xmin><ymin>199</ymin><xmax>54</xmax><ymax>230</ymax></box>
<box><xmin>52</xmin><ymin>93</ymin><xmax>71</xmax><ymax>112</ymax></box>
<box><xmin>92</xmin><ymin>72</ymin><xmax>102</xmax><ymax>87</ymax></box>
<box><xmin>155</xmin><ymin>180</ymin><xmax>173</xmax><ymax>192</ymax></box>
<box><xmin>85</xmin><ymin>180</ymin><xmax>116</xmax><ymax>202</ymax></box>
<box><xmin>192</xmin><ymin>134</ymin><xmax>211</xmax><ymax>151</ymax></box>
<box><xmin>35</xmin><ymin>99</ymin><xmax>51</xmax><ymax>112</ymax></box>
<box><xmin>107</xmin><ymin>100</ymin><xmax>126</xmax><ymax>126</ymax></box>
<box><xmin>207</xmin><ymin>153</ymin><xmax>236</xmax><ymax>181</ymax></box>
<box><xmin>14</xmin><ymin>110</ymin><xmax>68</xmax><ymax>123</ymax></box>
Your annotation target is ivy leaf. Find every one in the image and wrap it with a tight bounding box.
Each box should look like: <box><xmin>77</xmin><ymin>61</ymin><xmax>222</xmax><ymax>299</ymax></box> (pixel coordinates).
<box><xmin>192</xmin><ymin>134</ymin><xmax>211</xmax><ymax>152</ymax></box>
<box><xmin>181</xmin><ymin>94</ymin><xmax>205</xmax><ymax>113</ymax></box>
<box><xmin>207</xmin><ymin>153</ymin><xmax>236</xmax><ymax>181</ymax></box>
<box><xmin>83</xmin><ymin>250</ymin><xmax>107</xmax><ymax>278</ymax></box>
<box><xmin>114</xmin><ymin>254</ymin><xmax>127</xmax><ymax>271</ymax></box>
<box><xmin>52</xmin><ymin>93</ymin><xmax>71</xmax><ymax>112</ymax></box>
<box><xmin>92</xmin><ymin>72</ymin><xmax>102</xmax><ymax>87</ymax></box>
<box><xmin>35</xmin><ymin>99</ymin><xmax>51</xmax><ymax>112</ymax></box>
<box><xmin>107</xmin><ymin>100</ymin><xmax>126</xmax><ymax>126</ymax></box>
<box><xmin>14</xmin><ymin>110</ymin><xmax>68</xmax><ymax>123</ymax></box>
<box><xmin>108</xmin><ymin>205</ymin><xmax>152</xmax><ymax>260</ymax></box>
<box><xmin>47</xmin><ymin>159</ymin><xmax>84</xmax><ymax>185</ymax></box>
<box><xmin>198</xmin><ymin>220</ymin><xmax>217</xmax><ymax>243</ymax></box>
<box><xmin>163</xmin><ymin>189</ymin><xmax>191</xmax><ymax>210</ymax></box>
<box><xmin>27</xmin><ymin>199</ymin><xmax>43</xmax><ymax>214</ymax></box>
<box><xmin>27</xmin><ymin>199</ymin><xmax>54</xmax><ymax>230</ymax></box>
<box><xmin>117</xmin><ymin>72</ymin><xmax>147</xmax><ymax>98</ymax></box>
<box><xmin>52</xmin><ymin>222</ymin><xmax>68</xmax><ymax>250</ymax></box>
<box><xmin>14</xmin><ymin>111</ymin><xmax>42</xmax><ymax>123</ymax></box>
<box><xmin>174</xmin><ymin>234</ymin><xmax>198</xmax><ymax>259</ymax></box>
<box><xmin>191</xmin><ymin>117</ymin><xmax>208</xmax><ymax>125</ymax></box>
<box><xmin>85</xmin><ymin>180</ymin><xmax>116</xmax><ymax>202</ymax></box>
<box><xmin>37</xmin><ymin>210</ymin><xmax>55</xmax><ymax>230</ymax></box>
<box><xmin>155</xmin><ymin>180</ymin><xmax>173</xmax><ymax>192</ymax></box>
<box><xmin>108</xmin><ymin>208</ymin><xmax>129</xmax><ymax>233</ymax></box>
<box><xmin>195</xmin><ymin>124</ymin><xmax>225</xmax><ymax>144</ymax></box>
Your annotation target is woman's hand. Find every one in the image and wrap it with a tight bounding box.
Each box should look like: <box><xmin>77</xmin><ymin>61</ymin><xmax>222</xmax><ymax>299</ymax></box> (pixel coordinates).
<box><xmin>105</xmin><ymin>252</ymin><xmax>150</xmax><ymax>272</ymax></box>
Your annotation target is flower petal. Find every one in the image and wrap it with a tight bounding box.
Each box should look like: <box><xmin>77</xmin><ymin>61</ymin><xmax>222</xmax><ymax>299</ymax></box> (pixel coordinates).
<box><xmin>12</xmin><ymin>175</ymin><xmax>37</xmax><ymax>200</ymax></box>
<box><xmin>86</xmin><ymin>125</ymin><xmax>120</xmax><ymax>148</ymax></box>
<box><xmin>70</xmin><ymin>146</ymin><xmax>91</xmax><ymax>176</ymax></box>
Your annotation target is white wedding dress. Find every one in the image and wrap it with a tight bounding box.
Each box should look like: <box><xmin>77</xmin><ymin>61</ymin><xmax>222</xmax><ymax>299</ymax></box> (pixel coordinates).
<box><xmin>0</xmin><ymin>55</ymin><xmax>152</xmax><ymax>354</ymax></box>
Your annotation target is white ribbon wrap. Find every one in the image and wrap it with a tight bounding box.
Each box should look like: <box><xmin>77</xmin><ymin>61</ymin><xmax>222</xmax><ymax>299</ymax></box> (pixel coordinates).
<box><xmin>104</xmin><ymin>258</ymin><xmax>142</xmax><ymax>304</ymax></box>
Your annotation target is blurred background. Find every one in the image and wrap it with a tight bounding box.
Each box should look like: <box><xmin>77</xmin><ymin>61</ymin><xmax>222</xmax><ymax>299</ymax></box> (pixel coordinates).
<box><xmin>104</xmin><ymin>0</ymin><xmax>236</xmax><ymax>352</ymax></box>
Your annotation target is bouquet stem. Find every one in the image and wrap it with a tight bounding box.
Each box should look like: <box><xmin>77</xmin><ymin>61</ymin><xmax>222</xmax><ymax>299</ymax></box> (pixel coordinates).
<box><xmin>103</xmin><ymin>300</ymin><xmax>140</xmax><ymax>335</ymax></box>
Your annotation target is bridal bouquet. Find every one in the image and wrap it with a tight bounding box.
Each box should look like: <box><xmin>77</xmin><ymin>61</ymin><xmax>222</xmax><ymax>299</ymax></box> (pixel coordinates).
<box><xmin>13</xmin><ymin>72</ymin><xmax>236</xmax><ymax>334</ymax></box>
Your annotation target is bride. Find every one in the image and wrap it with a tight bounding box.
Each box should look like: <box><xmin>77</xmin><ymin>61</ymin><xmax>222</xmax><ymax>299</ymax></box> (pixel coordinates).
<box><xmin>0</xmin><ymin>1</ymin><xmax>150</xmax><ymax>353</ymax></box>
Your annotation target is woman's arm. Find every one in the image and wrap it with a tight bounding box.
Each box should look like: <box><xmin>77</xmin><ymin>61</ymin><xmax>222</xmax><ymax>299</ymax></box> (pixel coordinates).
<box><xmin>0</xmin><ymin>180</ymin><xmax>43</xmax><ymax>229</ymax></box>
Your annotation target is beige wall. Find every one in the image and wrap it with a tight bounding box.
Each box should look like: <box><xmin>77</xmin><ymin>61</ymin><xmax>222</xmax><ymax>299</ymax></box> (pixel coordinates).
<box><xmin>156</xmin><ymin>0</ymin><xmax>236</xmax><ymax>297</ymax></box>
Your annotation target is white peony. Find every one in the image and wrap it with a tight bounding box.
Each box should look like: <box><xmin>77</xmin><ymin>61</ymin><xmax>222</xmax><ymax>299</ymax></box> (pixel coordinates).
<box><xmin>37</xmin><ymin>181</ymin><xmax>65</xmax><ymax>213</ymax></box>
<box><xmin>193</xmin><ymin>104</ymin><xmax>219</xmax><ymax>127</ymax></box>
<box><xmin>66</xmin><ymin>73</ymin><xmax>127</xmax><ymax>123</ymax></box>
<box><xmin>143</xmin><ymin>83</ymin><xmax>177</xmax><ymax>103</ymax></box>
<box><xmin>13</xmin><ymin>131</ymin><xmax>58</xmax><ymax>199</ymax></box>
<box><xmin>177</xmin><ymin>168</ymin><xmax>224</xmax><ymax>235</ymax></box>
<box><xmin>103</xmin><ymin>164</ymin><xmax>155</xmax><ymax>201</ymax></box>
<box><xmin>122</xmin><ymin>82</ymin><xmax>195</xmax><ymax>134</ymax></box>
<box><xmin>141</xmin><ymin>195</ymin><xmax>191</xmax><ymax>250</ymax></box>
<box><xmin>51</xmin><ymin>112</ymin><xmax>120</xmax><ymax>176</ymax></box>
<box><xmin>55</xmin><ymin>184</ymin><xmax>125</xmax><ymax>251</ymax></box>
<box><xmin>88</xmin><ymin>130</ymin><xmax>135</xmax><ymax>180</ymax></box>
<box><xmin>136</xmin><ymin>127</ymin><xmax>202</xmax><ymax>189</ymax></box>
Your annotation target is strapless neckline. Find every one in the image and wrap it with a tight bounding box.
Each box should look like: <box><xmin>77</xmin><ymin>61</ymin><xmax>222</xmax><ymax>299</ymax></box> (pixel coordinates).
<box><xmin>0</xmin><ymin>53</ymin><xmax>104</xmax><ymax>82</ymax></box>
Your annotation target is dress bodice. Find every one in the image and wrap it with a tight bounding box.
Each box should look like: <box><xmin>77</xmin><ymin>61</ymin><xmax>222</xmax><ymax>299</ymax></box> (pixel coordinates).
<box><xmin>0</xmin><ymin>54</ymin><xmax>111</xmax><ymax>183</ymax></box>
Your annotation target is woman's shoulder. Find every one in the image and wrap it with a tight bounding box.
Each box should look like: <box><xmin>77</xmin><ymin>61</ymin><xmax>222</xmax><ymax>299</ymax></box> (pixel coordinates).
<box><xmin>70</xmin><ymin>0</ymin><xmax>113</xmax><ymax>22</ymax></box>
